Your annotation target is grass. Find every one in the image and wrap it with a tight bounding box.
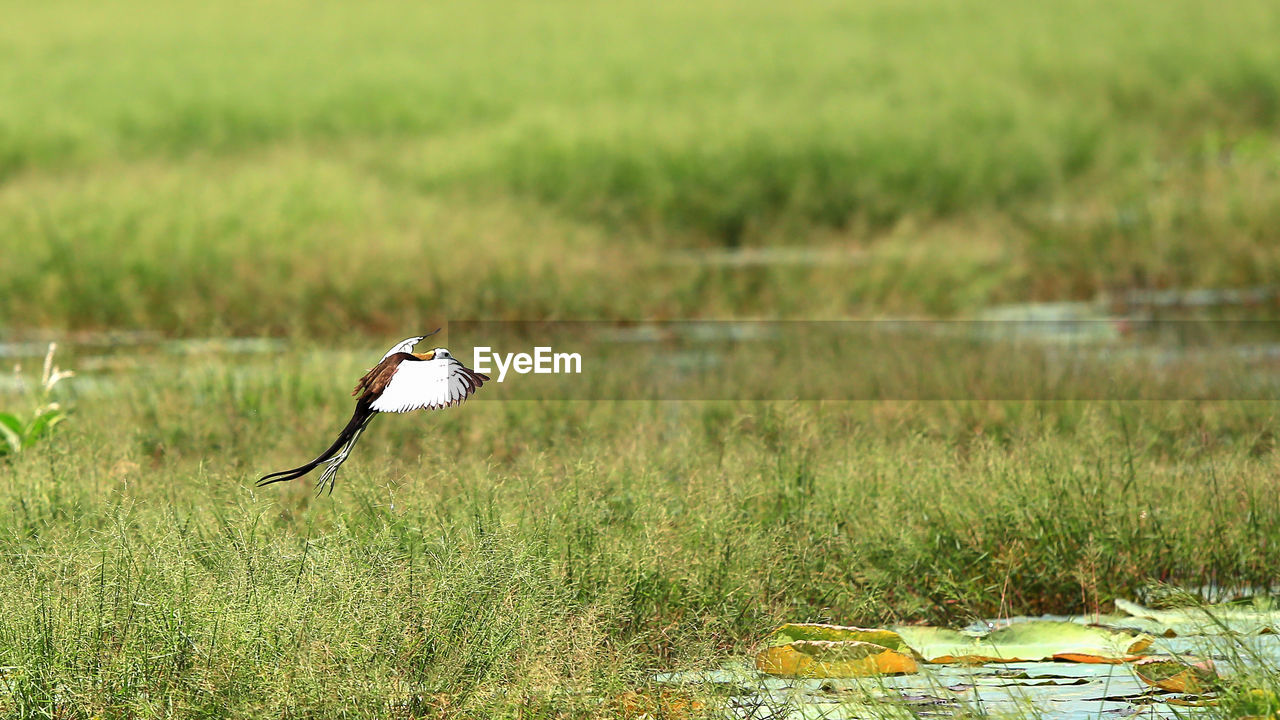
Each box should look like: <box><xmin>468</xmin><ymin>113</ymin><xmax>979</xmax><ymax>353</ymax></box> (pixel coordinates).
<box><xmin>3</xmin><ymin>0</ymin><xmax>1280</xmax><ymax>716</ymax></box>
<box><xmin>2</xmin><ymin>0</ymin><xmax>1280</xmax><ymax>334</ymax></box>
<box><xmin>0</xmin><ymin>344</ymin><xmax>73</xmax><ymax>457</ymax></box>
<box><xmin>3</xmin><ymin>346</ymin><xmax>1280</xmax><ymax>716</ymax></box>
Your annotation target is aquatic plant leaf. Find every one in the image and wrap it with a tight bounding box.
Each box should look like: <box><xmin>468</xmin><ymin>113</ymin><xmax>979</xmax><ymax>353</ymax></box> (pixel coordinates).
<box><xmin>762</xmin><ymin>623</ymin><xmax>918</xmax><ymax>654</ymax></box>
<box><xmin>1116</xmin><ymin>598</ymin><xmax>1280</xmax><ymax>635</ymax></box>
<box><xmin>1133</xmin><ymin>657</ymin><xmax>1217</xmax><ymax>694</ymax></box>
<box><xmin>756</xmin><ymin>639</ymin><xmax>918</xmax><ymax>678</ymax></box>
<box><xmin>894</xmin><ymin>621</ymin><xmax>1152</xmax><ymax>663</ymax></box>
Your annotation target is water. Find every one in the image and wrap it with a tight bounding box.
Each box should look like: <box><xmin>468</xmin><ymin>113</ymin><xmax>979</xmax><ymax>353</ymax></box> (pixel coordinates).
<box><xmin>6</xmin><ymin>287</ymin><xmax>1280</xmax><ymax>402</ymax></box>
<box><xmin>656</xmin><ymin>609</ymin><xmax>1280</xmax><ymax>720</ymax></box>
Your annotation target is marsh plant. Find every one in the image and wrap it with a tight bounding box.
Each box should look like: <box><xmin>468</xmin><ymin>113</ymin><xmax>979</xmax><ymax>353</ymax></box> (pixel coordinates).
<box><xmin>0</xmin><ymin>343</ymin><xmax>73</xmax><ymax>457</ymax></box>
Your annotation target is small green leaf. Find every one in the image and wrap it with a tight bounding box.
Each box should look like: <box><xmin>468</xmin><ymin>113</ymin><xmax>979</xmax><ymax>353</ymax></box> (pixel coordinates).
<box><xmin>23</xmin><ymin>410</ymin><xmax>64</xmax><ymax>447</ymax></box>
<box><xmin>0</xmin><ymin>413</ymin><xmax>22</xmax><ymax>454</ymax></box>
<box><xmin>0</xmin><ymin>412</ymin><xmax>22</xmax><ymax>434</ymax></box>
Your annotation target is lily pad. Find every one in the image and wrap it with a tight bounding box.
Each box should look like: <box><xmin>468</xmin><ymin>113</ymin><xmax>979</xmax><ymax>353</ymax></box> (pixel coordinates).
<box><xmin>761</xmin><ymin>623</ymin><xmax>918</xmax><ymax>655</ymax></box>
<box><xmin>756</xmin><ymin>639</ymin><xmax>919</xmax><ymax>678</ymax></box>
<box><xmin>893</xmin><ymin>621</ymin><xmax>1152</xmax><ymax>664</ymax></box>
<box><xmin>661</xmin><ymin>656</ymin><xmax>1203</xmax><ymax>720</ymax></box>
<box><xmin>1133</xmin><ymin>657</ymin><xmax>1218</xmax><ymax>694</ymax></box>
<box><xmin>1116</xmin><ymin>598</ymin><xmax>1280</xmax><ymax>635</ymax></box>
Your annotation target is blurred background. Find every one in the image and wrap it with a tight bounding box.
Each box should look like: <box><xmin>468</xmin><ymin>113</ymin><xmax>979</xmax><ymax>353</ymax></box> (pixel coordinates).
<box><xmin>3</xmin><ymin>0</ymin><xmax>1277</xmax><ymax>337</ymax></box>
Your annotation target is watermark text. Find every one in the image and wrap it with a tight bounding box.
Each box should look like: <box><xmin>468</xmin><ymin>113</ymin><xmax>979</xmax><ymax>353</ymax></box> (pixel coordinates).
<box><xmin>473</xmin><ymin>346</ymin><xmax>582</xmax><ymax>382</ymax></box>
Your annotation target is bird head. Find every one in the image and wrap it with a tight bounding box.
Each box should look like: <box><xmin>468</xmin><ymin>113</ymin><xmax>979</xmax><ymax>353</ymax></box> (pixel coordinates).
<box><xmin>413</xmin><ymin>348</ymin><xmax>451</xmax><ymax>361</ymax></box>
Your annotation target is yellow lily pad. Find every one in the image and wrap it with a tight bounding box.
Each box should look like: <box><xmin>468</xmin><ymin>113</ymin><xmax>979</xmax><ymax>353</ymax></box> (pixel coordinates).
<box><xmin>755</xmin><ymin>639</ymin><xmax>919</xmax><ymax>678</ymax></box>
<box><xmin>761</xmin><ymin>623</ymin><xmax>918</xmax><ymax>654</ymax></box>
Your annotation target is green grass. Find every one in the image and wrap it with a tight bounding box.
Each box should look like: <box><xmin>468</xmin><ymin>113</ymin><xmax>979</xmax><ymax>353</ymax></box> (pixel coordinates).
<box><xmin>3</xmin><ymin>347</ymin><xmax>1280</xmax><ymax>716</ymax></box>
<box><xmin>3</xmin><ymin>0</ymin><xmax>1280</xmax><ymax>716</ymax></box>
<box><xmin>2</xmin><ymin>0</ymin><xmax>1280</xmax><ymax>334</ymax></box>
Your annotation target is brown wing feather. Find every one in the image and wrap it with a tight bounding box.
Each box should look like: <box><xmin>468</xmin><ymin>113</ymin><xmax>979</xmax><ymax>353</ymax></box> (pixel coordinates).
<box><xmin>353</xmin><ymin>352</ymin><xmax>417</xmax><ymax>401</ymax></box>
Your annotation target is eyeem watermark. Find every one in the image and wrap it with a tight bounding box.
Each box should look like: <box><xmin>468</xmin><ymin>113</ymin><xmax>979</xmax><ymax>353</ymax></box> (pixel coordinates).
<box><xmin>473</xmin><ymin>346</ymin><xmax>582</xmax><ymax>382</ymax></box>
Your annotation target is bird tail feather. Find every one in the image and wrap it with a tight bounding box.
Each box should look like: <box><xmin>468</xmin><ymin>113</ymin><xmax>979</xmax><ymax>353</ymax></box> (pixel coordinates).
<box><xmin>257</xmin><ymin>401</ymin><xmax>375</xmax><ymax>487</ymax></box>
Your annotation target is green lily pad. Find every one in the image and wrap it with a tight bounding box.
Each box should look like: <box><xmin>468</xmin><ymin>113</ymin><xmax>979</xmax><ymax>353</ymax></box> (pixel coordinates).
<box><xmin>1116</xmin><ymin>598</ymin><xmax>1280</xmax><ymax>635</ymax></box>
<box><xmin>893</xmin><ymin>621</ymin><xmax>1152</xmax><ymax>664</ymax></box>
<box><xmin>762</xmin><ymin>623</ymin><xmax>919</xmax><ymax>655</ymax></box>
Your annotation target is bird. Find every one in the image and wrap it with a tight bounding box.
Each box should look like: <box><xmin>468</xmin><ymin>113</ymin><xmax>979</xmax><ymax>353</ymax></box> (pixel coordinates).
<box><xmin>257</xmin><ymin>330</ymin><xmax>489</xmax><ymax>494</ymax></box>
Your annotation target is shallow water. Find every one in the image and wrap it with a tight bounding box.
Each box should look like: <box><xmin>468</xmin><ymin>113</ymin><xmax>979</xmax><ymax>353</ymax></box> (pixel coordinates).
<box><xmin>658</xmin><ymin>614</ymin><xmax>1280</xmax><ymax>720</ymax></box>
<box><xmin>658</xmin><ymin>660</ymin><xmax>1192</xmax><ymax>720</ymax></box>
<box><xmin>6</xmin><ymin>294</ymin><xmax>1280</xmax><ymax>403</ymax></box>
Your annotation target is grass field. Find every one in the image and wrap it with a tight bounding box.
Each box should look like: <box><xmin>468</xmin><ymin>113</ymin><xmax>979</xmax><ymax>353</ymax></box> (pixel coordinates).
<box><xmin>2</xmin><ymin>0</ymin><xmax>1280</xmax><ymax>333</ymax></box>
<box><xmin>3</xmin><ymin>0</ymin><xmax>1280</xmax><ymax>717</ymax></box>
<box><xmin>4</xmin><ymin>348</ymin><xmax>1280</xmax><ymax>716</ymax></box>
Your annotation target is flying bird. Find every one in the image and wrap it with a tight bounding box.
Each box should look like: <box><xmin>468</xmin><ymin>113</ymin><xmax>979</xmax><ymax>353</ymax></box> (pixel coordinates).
<box><xmin>257</xmin><ymin>331</ymin><xmax>489</xmax><ymax>494</ymax></box>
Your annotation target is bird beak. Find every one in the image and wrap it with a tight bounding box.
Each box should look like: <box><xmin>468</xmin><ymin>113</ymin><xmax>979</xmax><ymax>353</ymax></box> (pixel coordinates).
<box><xmin>414</xmin><ymin>350</ymin><xmax>436</xmax><ymax>361</ymax></box>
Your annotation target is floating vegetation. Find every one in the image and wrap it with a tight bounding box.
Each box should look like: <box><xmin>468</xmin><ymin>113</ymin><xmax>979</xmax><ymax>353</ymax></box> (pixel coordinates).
<box><xmin>655</xmin><ymin>604</ymin><xmax>1280</xmax><ymax>719</ymax></box>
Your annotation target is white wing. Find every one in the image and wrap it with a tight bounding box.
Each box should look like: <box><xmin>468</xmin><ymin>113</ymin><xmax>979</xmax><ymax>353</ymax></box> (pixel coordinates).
<box><xmin>381</xmin><ymin>336</ymin><xmax>425</xmax><ymax>360</ymax></box>
<box><xmin>370</xmin><ymin>358</ymin><xmax>488</xmax><ymax>413</ymax></box>
<box><xmin>379</xmin><ymin>329</ymin><xmax>441</xmax><ymax>360</ymax></box>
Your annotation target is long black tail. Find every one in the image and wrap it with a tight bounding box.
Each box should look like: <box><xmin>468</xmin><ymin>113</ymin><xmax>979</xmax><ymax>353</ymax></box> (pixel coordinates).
<box><xmin>257</xmin><ymin>401</ymin><xmax>375</xmax><ymax>487</ymax></box>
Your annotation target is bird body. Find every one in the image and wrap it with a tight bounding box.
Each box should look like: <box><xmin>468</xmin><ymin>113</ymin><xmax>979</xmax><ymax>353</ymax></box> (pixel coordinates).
<box><xmin>257</xmin><ymin>332</ymin><xmax>488</xmax><ymax>494</ymax></box>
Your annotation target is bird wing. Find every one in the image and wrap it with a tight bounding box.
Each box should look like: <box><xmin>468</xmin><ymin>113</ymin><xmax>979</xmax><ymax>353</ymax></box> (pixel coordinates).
<box><xmin>370</xmin><ymin>357</ymin><xmax>488</xmax><ymax>413</ymax></box>
<box><xmin>379</xmin><ymin>329</ymin><xmax>441</xmax><ymax>360</ymax></box>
